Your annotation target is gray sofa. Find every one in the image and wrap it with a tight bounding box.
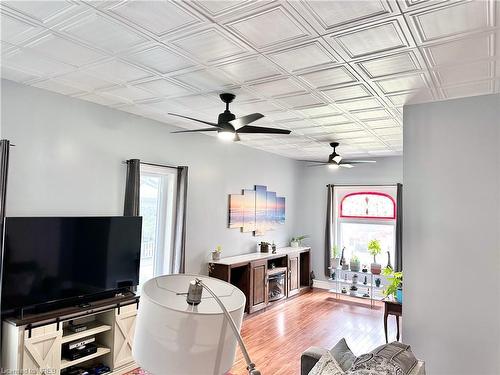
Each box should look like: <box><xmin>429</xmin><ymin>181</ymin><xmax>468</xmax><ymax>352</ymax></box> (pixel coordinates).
<box><xmin>301</xmin><ymin>340</ymin><xmax>425</xmax><ymax>375</ymax></box>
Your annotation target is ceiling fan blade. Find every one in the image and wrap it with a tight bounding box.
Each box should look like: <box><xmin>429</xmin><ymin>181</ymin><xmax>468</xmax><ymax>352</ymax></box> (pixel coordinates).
<box><xmin>343</xmin><ymin>160</ymin><xmax>377</xmax><ymax>164</ymax></box>
<box><xmin>307</xmin><ymin>163</ymin><xmax>330</xmax><ymax>167</ymax></box>
<box><xmin>168</xmin><ymin>113</ymin><xmax>220</xmax><ymax>127</ymax></box>
<box><xmin>298</xmin><ymin>160</ymin><xmax>328</xmax><ymax>163</ymax></box>
<box><xmin>236</xmin><ymin>125</ymin><xmax>291</xmax><ymax>134</ymax></box>
<box><xmin>171</xmin><ymin>128</ymin><xmax>219</xmax><ymax>133</ymax></box>
<box><xmin>229</xmin><ymin>113</ymin><xmax>264</xmax><ymax>129</ymax></box>
<box><xmin>339</xmin><ymin>163</ymin><xmax>354</xmax><ymax>168</ymax></box>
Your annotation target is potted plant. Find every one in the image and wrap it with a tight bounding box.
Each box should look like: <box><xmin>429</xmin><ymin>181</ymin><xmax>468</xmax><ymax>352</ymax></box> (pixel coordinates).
<box><xmin>330</xmin><ymin>245</ymin><xmax>340</xmax><ymax>269</ymax></box>
<box><xmin>382</xmin><ymin>267</ymin><xmax>403</xmax><ymax>303</ymax></box>
<box><xmin>211</xmin><ymin>245</ymin><xmax>222</xmax><ymax>261</ymax></box>
<box><xmin>290</xmin><ymin>235</ymin><xmax>308</xmax><ymax>248</ymax></box>
<box><xmin>350</xmin><ymin>255</ymin><xmax>360</xmax><ymax>272</ymax></box>
<box><xmin>368</xmin><ymin>239</ymin><xmax>382</xmax><ymax>275</ymax></box>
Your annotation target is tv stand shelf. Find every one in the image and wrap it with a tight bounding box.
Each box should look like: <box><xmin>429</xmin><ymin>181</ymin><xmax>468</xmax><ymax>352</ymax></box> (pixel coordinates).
<box><xmin>62</xmin><ymin>321</ymin><xmax>112</xmax><ymax>343</ymax></box>
<box><xmin>2</xmin><ymin>294</ymin><xmax>139</xmax><ymax>375</ymax></box>
<box><xmin>61</xmin><ymin>346</ymin><xmax>111</xmax><ymax>369</ymax></box>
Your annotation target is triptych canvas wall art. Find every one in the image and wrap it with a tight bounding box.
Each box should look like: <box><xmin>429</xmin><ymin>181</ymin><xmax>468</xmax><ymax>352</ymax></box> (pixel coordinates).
<box><xmin>228</xmin><ymin>185</ymin><xmax>285</xmax><ymax>236</ymax></box>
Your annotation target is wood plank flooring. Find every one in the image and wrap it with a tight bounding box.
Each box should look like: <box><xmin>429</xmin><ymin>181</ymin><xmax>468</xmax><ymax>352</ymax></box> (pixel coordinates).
<box><xmin>229</xmin><ymin>289</ymin><xmax>397</xmax><ymax>375</ymax></box>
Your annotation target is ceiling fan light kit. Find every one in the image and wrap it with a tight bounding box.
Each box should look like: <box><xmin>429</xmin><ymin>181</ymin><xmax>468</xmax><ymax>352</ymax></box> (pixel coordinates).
<box><xmin>169</xmin><ymin>93</ymin><xmax>291</xmax><ymax>142</ymax></box>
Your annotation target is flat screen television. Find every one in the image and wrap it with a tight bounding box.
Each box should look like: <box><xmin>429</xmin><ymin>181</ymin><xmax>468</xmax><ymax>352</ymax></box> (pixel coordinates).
<box><xmin>1</xmin><ymin>216</ymin><xmax>142</xmax><ymax>316</ymax></box>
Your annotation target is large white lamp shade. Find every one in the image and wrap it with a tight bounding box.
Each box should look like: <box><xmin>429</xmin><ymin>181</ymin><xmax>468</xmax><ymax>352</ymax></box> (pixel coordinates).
<box><xmin>133</xmin><ymin>274</ymin><xmax>246</xmax><ymax>375</ymax></box>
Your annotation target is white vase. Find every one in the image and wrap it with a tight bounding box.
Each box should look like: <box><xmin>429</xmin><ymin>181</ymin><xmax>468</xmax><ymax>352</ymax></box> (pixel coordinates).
<box><xmin>291</xmin><ymin>241</ymin><xmax>299</xmax><ymax>248</ymax></box>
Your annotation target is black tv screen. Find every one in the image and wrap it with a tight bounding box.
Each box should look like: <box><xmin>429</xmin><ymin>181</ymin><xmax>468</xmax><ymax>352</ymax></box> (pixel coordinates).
<box><xmin>1</xmin><ymin>216</ymin><xmax>142</xmax><ymax>314</ymax></box>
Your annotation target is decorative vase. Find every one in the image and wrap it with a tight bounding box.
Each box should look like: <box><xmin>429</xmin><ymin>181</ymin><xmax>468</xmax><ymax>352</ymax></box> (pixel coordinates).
<box><xmin>370</xmin><ymin>263</ymin><xmax>381</xmax><ymax>275</ymax></box>
<box><xmin>375</xmin><ymin>278</ymin><xmax>381</xmax><ymax>287</ymax></box>
<box><xmin>260</xmin><ymin>242</ymin><xmax>269</xmax><ymax>253</ymax></box>
<box><xmin>350</xmin><ymin>260</ymin><xmax>360</xmax><ymax>272</ymax></box>
<box><xmin>330</xmin><ymin>258</ymin><xmax>340</xmax><ymax>269</ymax></box>
<box><xmin>291</xmin><ymin>240</ymin><xmax>299</xmax><ymax>248</ymax></box>
<box><xmin>386</xmin><ymin>251</ymin><xmax>392</xmax><ymax>269</ymax></box>
<box><xmin>352</xmin><ymin>274</ymin><xmax>358</xmax><ymax>284</ymax></box>
<box><xmin>212</xmin><ymin>251</ymin><xmax>221</xmax><ymax>261</ymax></box>
<box><xmin>396</xmin><ymin>288</ymin><xmax>403</xmax><ymax>303</ymax></box>
<box><xmin>339</xmin><ymin>247</ymin><xmax>346</xmax><ymax>266</ymax></box>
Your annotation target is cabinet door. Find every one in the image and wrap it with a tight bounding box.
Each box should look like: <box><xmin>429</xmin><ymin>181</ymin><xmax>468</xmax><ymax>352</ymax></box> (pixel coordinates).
<box><xmin>22</xmin><ymin>323</ymin><xmax>62</xmax><ymax>375</ymax></box>
<box><xmin>288</xmin><ymin>253</ymin><xmax>300</xmax><ymax>297</ymax></box>
<box><xmin>249</xmin><ymin>259</ymin><xmax>268</xmax><ymax>313</ymax></box>
<box><xmin>113</xmin><ymin>303</ymin><xmax>137</xmax><ymax>369</ymax></box>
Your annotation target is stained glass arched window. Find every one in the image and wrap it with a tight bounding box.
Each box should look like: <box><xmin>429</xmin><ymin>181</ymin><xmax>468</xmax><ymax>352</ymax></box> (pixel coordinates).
<box><xmin>340</xmin><ymin>192</ymin><xmax>396</xmax><ymax>219</ymax></box>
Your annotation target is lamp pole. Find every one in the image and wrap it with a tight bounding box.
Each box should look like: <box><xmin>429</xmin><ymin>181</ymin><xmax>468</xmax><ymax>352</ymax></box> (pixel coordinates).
<box><xmin>186</xmin><ymin>279</ymin><xmax>261</xmax><ymax>375</ymax></box>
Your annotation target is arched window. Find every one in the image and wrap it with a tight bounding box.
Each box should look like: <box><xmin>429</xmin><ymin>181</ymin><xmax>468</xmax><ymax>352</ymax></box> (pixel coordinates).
<box><xmin>340</xmin><ymin>192</ymin><xmax>396</xmax><ymax>219</ymax></box>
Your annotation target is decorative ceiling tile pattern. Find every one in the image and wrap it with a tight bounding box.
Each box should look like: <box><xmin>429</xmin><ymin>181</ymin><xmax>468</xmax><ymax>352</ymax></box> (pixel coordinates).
<box><xmin>1</xmin><ymin>0</ymin><xmax>499</xmax><ymax>160</ymax></box>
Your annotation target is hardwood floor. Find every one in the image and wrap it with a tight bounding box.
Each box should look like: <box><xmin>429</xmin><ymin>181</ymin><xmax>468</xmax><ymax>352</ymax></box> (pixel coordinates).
<box><xmin>229</xmin><ymin>288</ymin><xmax>397</xmax><ymax>375</ymax></box>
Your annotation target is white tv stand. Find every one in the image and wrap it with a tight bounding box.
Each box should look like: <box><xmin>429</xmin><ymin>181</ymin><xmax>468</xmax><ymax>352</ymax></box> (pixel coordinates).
<box><xmin>1</xmin><ymin>293</ymin><xmax>139</xmax><ymax>375</ymax></box>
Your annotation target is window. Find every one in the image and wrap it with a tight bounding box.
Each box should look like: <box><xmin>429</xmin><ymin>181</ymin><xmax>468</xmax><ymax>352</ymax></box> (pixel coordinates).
<box><xmin>336</xmin><ymin>188</ymin><xmax>396</xmax><ymax>267</ymax></box>
<box><xmin>138</xmin><ymin>164</ymin><xmax>177</xmax><ymax>289</ymax></box>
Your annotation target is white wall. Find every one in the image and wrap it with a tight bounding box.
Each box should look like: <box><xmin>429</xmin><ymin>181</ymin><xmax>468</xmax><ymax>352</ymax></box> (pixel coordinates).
<box><xmin>0</xmin><ymin>79</ymin><xmax>301</xmax><ymax>275</ymax></box>
<box><xmin>296</xmin><ymin>156</ymin><xmax>403</xmax><ymax>281</ymax></box>
<box><xmin>403</xmin><ymin>94</ymin><xmax>500</xmax><ymax>375</ymax></box>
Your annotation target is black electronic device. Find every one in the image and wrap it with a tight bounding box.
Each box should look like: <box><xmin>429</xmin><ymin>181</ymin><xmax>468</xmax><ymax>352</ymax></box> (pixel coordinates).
<box><xmin>1</xmin><ymin>216</ymin><xmax>142</xmax><ymax>316</ymax></box>
<box><xmin>62</xmin><ymin>343</ymin><xmax>98</xmax><ymax>361</ymax></box>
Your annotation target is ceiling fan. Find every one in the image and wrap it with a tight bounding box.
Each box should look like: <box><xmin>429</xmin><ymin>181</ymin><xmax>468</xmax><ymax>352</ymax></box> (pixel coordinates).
<box><xmin>300</xmin><ymin>142</ymin><xmax>376</xmax><ymax>169</ymax></box>
<box><xmin>169</xmin><ymin>93</ymin><xmax>291</xmax><ymax>141</ymax></box>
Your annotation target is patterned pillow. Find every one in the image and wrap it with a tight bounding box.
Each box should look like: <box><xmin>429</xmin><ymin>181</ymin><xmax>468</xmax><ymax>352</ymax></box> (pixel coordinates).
<box><xmin>309</xmin><ymin>351</ymin><xmax>346</xmax><ymax>375</ymax></box>
<box><xmin>345</xmin><ymin>354</ymin><xmax>405</xmax><ymax>375</ymax></box>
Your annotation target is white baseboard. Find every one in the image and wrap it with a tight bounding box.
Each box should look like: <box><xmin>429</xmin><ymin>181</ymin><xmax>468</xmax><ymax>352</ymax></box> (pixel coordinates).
<box><xmin>313</xmin><ymin>279</ymin><xmax>333</xmax><ymax>290</ymax></box>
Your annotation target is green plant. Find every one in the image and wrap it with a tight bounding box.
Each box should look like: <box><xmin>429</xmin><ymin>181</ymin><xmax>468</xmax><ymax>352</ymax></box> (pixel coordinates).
<box><xmin>214</xmin><ymin>245</ymin><xmax>222</xmax><ymax>253</ymax></box>
<box><xmin>382</xmin><ymin>267</ymin><xmax>403</xmax><ymax>298</ymax></box>
<box><xmin>331</xmin><ymin>245</ymin><xmax>339</xmax><ymax>258</ymax></box>
<box><xmin>292</xmin><ymin>235</ymin><xmax>308</xmax><ymax>243</ymax></box>
<box><xmin>368</xmin><ymin>239</ymin><xmax>382</xmax><ymax>263</ymax></box>
<box><xmin>350</xmin><ymin>255</ymin><xmax>360</xmax><ymax>263</ymax></box>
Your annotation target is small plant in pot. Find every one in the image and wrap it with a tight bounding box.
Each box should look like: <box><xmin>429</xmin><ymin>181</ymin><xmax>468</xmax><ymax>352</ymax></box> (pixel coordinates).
<box><xmin>290</xmin><ymin>235</ymin><xmax>308</xmax><ymax>248</ymax></box>
<box><xmin>368</xmin><ymin>239</ymin><xmax>382</xmax><ymax>275</ymax></box>
<box><xmin>211</xmin><ymin>245</ymin><xmax>222</xmax><ymax>261</ymax></box>
<box><xmin>330</xmin><ymin>245</ymin><xmax>340</xmax><ymax>269</ymax></box>
<box><xmin>383</xmin><ymin>267</ymin><xmax>403</xmax><ymax>303</ymax></box>
<box><xmin>350</xmin><ymin>255</ymin><xmax>360</xmax><ymax>272</ymax></box>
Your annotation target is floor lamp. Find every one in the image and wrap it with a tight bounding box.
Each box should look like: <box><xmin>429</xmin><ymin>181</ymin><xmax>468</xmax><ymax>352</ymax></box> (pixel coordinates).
<box><xmin>133</xmin><ymin>274</ymin><xmax>260</xmax><ymax>375</ymax></box>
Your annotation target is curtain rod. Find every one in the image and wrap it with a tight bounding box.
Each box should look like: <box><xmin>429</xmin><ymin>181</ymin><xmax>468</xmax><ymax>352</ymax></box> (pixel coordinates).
<box><xmin>326</xmin><ymin>183</ymin><xmax>401</xmax><ymax>187</ymax></box>
<box><xmin>123</xmin><ymin>160</ymin><xmax>179</xmax><ymax>170</ymax></box>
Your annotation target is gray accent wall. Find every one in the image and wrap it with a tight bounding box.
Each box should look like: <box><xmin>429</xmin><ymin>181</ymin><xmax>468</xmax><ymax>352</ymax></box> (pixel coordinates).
<box><xmin>403</xmin><ymin>94</ymin><xmax>500</xmax><ymax>374</ymax></box>
<box><xmin>0</xmin><ymin>79</ymin><xmax>301</xmax><ymax>275</ymax></box>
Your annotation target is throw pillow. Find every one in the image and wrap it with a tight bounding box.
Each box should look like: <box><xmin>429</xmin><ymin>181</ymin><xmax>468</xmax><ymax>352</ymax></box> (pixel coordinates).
<box><xmin>331</xmin><ymin>338</ymin><xmax>357</xmax><ymax>371</ymax></box>
<box><xmin>308</xmin><ymin>351</ymin><xmax>346</xmax><ymax>375</ymax></box>
<box><xmin>345</xmin><ymin>354</ymin><xmax>405</xmax><ymax>375</ymax></box>
<box><xmin>370</xmin><ymin>342</ymin><xmax>418</xmax><ymax>374</ymax></box>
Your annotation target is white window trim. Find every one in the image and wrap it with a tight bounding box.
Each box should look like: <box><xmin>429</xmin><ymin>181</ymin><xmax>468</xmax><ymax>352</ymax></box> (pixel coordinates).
<box><xmin>140</xmin><ymin>164</ymin><xmax>177</xmax><ymax>277</ymax></box>
<box><xmin>334</xmin><ymin>186</ymin><xmax>397</xmax><ymax>261</ymax></box>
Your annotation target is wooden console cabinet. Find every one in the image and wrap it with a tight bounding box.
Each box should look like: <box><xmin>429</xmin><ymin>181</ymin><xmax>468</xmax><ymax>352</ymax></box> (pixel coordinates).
<box><xmin>209</xmin><ymin>247</ymin><xmax>311</xmax><ymax>314</ymax></box>
<box><xmin>1</xmin><ymin>294</ymin><xmax>139</xmax><ymax>375</ymax></box>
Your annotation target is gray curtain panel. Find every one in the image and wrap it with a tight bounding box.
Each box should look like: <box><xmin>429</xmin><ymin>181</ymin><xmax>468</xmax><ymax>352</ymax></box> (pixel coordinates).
<box><xmin>325</xmin><ymin>184</ymin><xmax>335</xmax><ymax>277</ymax></box>
<box><xmin>0</xmin><ymin>139</ymin><xmax>11</xmax><ymax>324</ymax></box>
<box><xmin>172</xmin><ymin>166</ymin><xmax>188</xmax><ymax>274</ymax></box>
<box><xmin>395</xmin><ymin>183</ymin><xmax>403</xmax><ymax>272</ymax></box>
<box><xmin>124</xmin><ymin>159</ymin><xmax>140</xmax><ymax>216</ymax></box>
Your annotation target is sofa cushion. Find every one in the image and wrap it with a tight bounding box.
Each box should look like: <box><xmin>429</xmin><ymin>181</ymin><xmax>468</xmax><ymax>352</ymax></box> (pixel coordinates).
<box><xmin>330</xmin><ymin>338</ymin><xmax>357</xmax><ymax>371</ymax></box>
<box><xmin>308</xmin><ymin>351</ymin><xmax>345</xmax><ymax>375</ymax></box>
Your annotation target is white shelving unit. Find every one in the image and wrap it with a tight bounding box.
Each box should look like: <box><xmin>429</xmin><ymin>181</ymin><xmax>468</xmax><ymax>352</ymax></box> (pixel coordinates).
<box><xmin>2</xmin><ymin>298</ymin><xmax>138</xmax><ymax>375</ymax></box>
<box><xmin>328</xmin><ymin>267</ymin><xmax>385</xmax><ymax>308</ymax></box>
